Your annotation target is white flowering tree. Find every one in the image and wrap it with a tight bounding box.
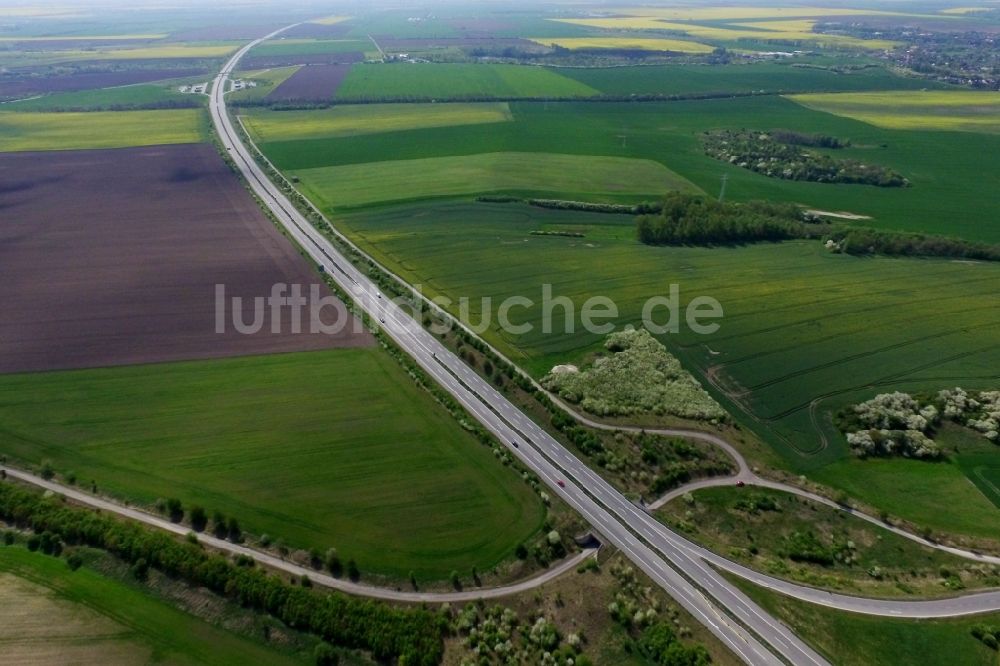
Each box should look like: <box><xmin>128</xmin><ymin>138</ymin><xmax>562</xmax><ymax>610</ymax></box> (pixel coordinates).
<box><xmin>843</xmin><ymin>387</ymin><xmax>999</xmax><ymax>459</ymax></box>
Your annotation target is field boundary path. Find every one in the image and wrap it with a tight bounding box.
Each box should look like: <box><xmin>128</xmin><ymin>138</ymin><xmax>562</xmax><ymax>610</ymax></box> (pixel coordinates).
<box><xmin>0</xmin><ymin>466</ymin><xmax>597</xmax><ymax>602</ymax></box>
<box><xmin>368</xmin><ymin>34</ymin><xmax>386</xmax><ymax>62</ymax></box>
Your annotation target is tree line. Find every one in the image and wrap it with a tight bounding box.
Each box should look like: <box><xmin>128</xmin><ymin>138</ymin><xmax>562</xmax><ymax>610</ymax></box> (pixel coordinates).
<box><xmin>0</xmin><ymin>481</ymin><xmax>445</xmax><ymax>664</ymax></box>
<box><xmin>635</xmin><ymin>193</ymin><xmax>1000</xmax><ymax>262</ymax></box>
<box><xmin>826</xmin><ymin>227</ymin><xmax>1000</xmax><ymax>262</ymax></box>
<box><xmin>636</xmin><ymin>192</ymin><xmax>828</xmax><ymax>246</ymax></box>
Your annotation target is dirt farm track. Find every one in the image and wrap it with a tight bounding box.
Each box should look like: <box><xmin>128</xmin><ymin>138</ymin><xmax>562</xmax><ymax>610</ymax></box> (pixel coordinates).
<box><xmin>0</xmin><ymin>143</ymin><xmax>369</xmax><ymax>374</ymax></box>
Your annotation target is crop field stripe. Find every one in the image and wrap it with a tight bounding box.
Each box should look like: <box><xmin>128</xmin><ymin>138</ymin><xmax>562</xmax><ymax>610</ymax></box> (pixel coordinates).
<box><xmin>687</xmin><ymin>272</ymin><xmax>1000</xmax><ymax>344</ymax></box>
<box><xmin>49</xmin><ymin>44</ymin><xmax>241</xmax><ymax>61</ymax></box>
<box><xmin>292</xmin><ymin>151</ymin><xmax>700</xmax><ymax>208</ymax></box>
<box><xmin>527</xmin><ymin>37</ymin><xmax>714</xmax><ymax>53</ymax></box>
<box><xmin>789</xmin><ymin>90</ymin><xmax>1000</xmax><ymax>134</ymax></box>
<box><xmin>547</xmin><ymin>16</ymin><xmax>900</xmax><ymax>48</ymax></box>
<box><xmin>719</xmin><ymin>301</ymin><xmax>1000</xmax><ymax>368</ymax></box>
<box><xmin>707</xmin><ymin>264</ymin><xmax>991</xmax><ymax>327</ymax></box>
<box><xmin>0</xmin><ymin>109</ymin><xmax>207</xmax><ymax>151</ymax></box>
<box><xmin>333</xmin><ymin>62</ymin><xmax>600</xmax><ymax>101</ymax></box>
<box><xmin>745</xmin><ymin>320</ymin><xmax>1000</xmax><ymax>393</ymax></box>
<box><xmin>242</xmin><ymin>102</ymin><xmax>513</xmax><ymax>142</ymax></box>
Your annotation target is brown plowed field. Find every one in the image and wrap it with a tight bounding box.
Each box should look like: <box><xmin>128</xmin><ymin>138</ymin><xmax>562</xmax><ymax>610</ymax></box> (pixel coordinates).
<box><xmin>266</xmin><ymin>63</ymin><xmax>353</xmax><ymax>100</ymax></box>
<box><xmin>0</xmin><ymin>143</ymin><xmax>370</xmax><ymax>374</ymax></box>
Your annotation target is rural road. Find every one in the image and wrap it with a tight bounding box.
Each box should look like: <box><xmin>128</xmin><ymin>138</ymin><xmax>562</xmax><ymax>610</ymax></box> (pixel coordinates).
<box><xmin>0</xmin><ymin>466</ymin><xmax>596</xmax><ymax>602</ymax></box>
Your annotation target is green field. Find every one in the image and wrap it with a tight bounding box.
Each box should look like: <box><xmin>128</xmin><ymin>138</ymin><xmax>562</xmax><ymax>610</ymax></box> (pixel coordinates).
<box><xmin>791</xmin><ymin>90</ymin><xmax>1000</xmax><ymax>134</ymax></box>
<box><xmin>329</xmin><ymin>201</ymin><xmax>1000</xmax><ymax>536</ymax></box>
<box><xmin>812</xmin><ymin>425</ymin><xmax>1000</xmax><ymax>540</ymax></box>
<box><xmin>0</xmin><ymin>350</ymin><xmax>544</xmax><ymax>580</ymax></box>
<box><xmin>736</xmin><ymin>577</ymin><xmax>1000</xmax><ymax>666</ymax></box>
<box><xmin>0</xmin><ymin>546</ymin><xmax>305</xmax><ymax>665</ymax></box>
<box><xmin>242</xmin><ymin>102</ymin><xmax>512</xmax><ymax>141</ymax></box>
<box><xmin>294</xmin><ymin>152</ymin><xmax>699</xmax><ymax>209</ymax></box>
<box><xmin>954</xmin><ymin>424</ymin><xmax>1000</xmax><ymax>511</ymax></box>
<box><xmin>334</xmin><ymin>63</ymin><xmax>600</xmax><ymax>100</ymax></box>
<box><xmin>0</xmin><ymin>109</ymin><xmax>207</xmax><ymax>151</ymax></box>
<box><xmin>259</xmin><ymin>97</ymin><xmax>1000</xmax><ymax>243</ymax></box>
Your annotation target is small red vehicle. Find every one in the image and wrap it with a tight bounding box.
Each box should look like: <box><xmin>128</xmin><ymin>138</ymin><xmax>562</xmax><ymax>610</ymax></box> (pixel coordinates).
<box><xmin>556</xmin><ymin>480</ymin><xmax>566</xmax><ymax>488</ymax></box>
<box><xmin>735</xmin><ymin>480</ymin><xmax>746</xmax><ymax>488</ymax></box>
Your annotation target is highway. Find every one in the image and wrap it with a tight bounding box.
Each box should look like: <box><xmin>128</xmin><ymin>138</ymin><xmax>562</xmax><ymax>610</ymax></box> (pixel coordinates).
<box><xmin>211</xmin><ymin>26</ymin><xmax>1000</xmax><ymax>665</ymax></box>
<box><xmin>211</xmin><ymin>26</ymin><xmax>824</xmax><ymax>666</ymax></box>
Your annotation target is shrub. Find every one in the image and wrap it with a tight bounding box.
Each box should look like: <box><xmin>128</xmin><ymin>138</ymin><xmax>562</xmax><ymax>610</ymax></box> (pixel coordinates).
<box><xmin>212</xmin><ymin>511</ymin><xmax>227</xmax><ymax>538</ymax></box>
<box><xmin>66</xmin><ymin>552</ymin><xmax>84</xmax><ymax>571</ymax></box>
<box><xmin>781</xmin><ymin>531</ymin><xmax>834</xmax><ymax>566</ymax></box>
<box><xmin>165</xmin><ymin>498</ymin><xmax>183</xmax><ymax>523</ymax></box>
<box><xmin>189</xmin><ymin>506</ymin><xmax>207</xmax><ymax>532</ymax></box>
<box><xmin>131</xmin><ymin>557</ymin><xmax>149</xmax><ymax>581</ymax></box>
<box><xmin>314</xmin><ymin>642</ymin><xmax>340</xmax><ymax>665</ymax></box>
<box><xmin>542</xmin><ymin>329</ymin><xmax>725</xmax><ymax>420</ymax></box>
<box><xmin>226</xmin><ymin>517</ymin><xmax>241</xmax><ymax>543</ymax></box>
<box><xmin>639</xmin><ymin>621</ymin><xmax>712</xmax><ymax>665</ymax></box>
<box><xmin>325</xmin><ymin>548</ymin><xmax>342</xmax><ymax>577</ymax></box>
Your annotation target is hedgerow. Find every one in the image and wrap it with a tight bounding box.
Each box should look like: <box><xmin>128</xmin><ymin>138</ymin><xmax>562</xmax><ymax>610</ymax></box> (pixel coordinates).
<box><xmin>0</xmin><ymin>482</ymin><xmax>445</xmax><ymax>664</ymax></box>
